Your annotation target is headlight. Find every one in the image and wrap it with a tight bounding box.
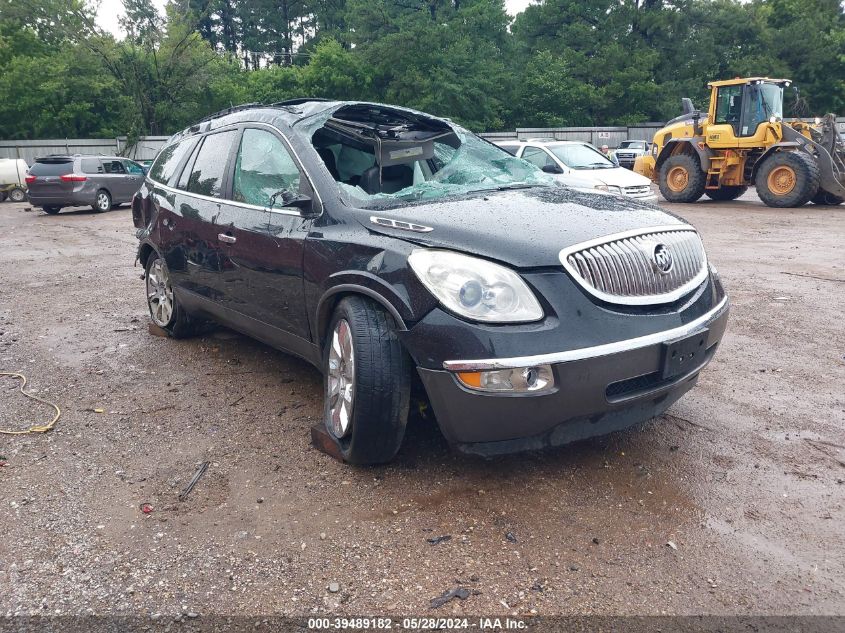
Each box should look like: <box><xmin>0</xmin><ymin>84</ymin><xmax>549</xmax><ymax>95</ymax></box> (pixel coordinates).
<box><xmin>408</xmin><ymin>249</ymin><xmax>543</xmax><ymax>323</ymax></box>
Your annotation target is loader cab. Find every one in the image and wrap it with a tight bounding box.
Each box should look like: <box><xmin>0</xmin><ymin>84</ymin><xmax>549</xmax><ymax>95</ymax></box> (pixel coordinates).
<box><xmin>706</xmin><ymin>78</ymin><xmax>788</xmax><ymax>147</ymax></box>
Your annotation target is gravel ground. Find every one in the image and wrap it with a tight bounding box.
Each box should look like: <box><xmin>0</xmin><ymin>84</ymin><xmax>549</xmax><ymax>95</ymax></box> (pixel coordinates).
<box><xmin>0</xmin><ymin>194</ymin><xmax>843</xmax><ymax>619</ymax></box>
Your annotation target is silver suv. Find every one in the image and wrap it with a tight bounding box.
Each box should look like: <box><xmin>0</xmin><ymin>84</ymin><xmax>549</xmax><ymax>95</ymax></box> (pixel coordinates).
<box><xmin>614</xmin><ymin>140</ymin><xmax>651</xmax><ymax>170</ymax></box>
<box><xmin>26</xmin><ymin>155</ymin><xmax>146</xmax><ymax>215</ymax></box>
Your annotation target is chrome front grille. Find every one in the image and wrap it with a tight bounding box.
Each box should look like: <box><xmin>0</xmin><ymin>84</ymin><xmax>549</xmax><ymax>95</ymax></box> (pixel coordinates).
<box><xmin>560</xmin><ymin>226</ymin><xmax>708</xmax><ymax>305</ymax></box>
<box><xmin>623</xmin><ymin>185</ymin><xmax>652</xmax><ymax>196</ymax></box>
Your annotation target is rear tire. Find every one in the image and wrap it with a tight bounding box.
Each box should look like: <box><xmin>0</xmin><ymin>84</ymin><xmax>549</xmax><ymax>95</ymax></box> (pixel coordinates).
<box><xmin>705</xmin><ymin>185</ymin><xmax>748</xmax><ymax>201</ymax></box>
<box><xmin>42</xmin><ymin>206</ymin><xmax>61</xmax><ymax>215</ymax></box>
<box><xmin>811</xmin><ymin>189</ymin><xmax>844</xmax><ymax>205</ymax></box>
<box><xmin>658</xmin><ymin>154</ymin><xmax>706</xmax><ymax>203</ymax></box>
<box><xmin>323</xmin><ymin>296</ymin><xmax>411</xmax><ymax>465</ymax></box>
<box><xmin>755</xmin><ymin>151</ymin><xmax>820</xmax><ymax>208</ymax></box>
<box><xmin>8</xmin><ymin>187</ymin><xmax>26</xmax><ymax>202</ymax></box>
<box><xmin>93</xmin><ymin>189</ymin><xmax>111</xmax><ymax>213</ymax></box>
<box><xmin>145</xmin><ymin>253</ymin><xmax>201</xmax><ymax>338</ymax></box>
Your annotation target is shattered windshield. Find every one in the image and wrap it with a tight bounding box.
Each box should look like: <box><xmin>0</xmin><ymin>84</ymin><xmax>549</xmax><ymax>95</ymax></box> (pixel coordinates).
<box><xmin>308</xmin><ymin>105</ymin><xmax>557</xmax><ymax>208</ymax></box>
<box><xmin>548</xmin><ymin>144</ymin><xmax>615</xmax><ymax>170</ymax></box>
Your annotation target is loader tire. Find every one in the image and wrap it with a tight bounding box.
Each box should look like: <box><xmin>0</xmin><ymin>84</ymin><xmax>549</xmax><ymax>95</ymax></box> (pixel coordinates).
<box><xmin>811</xmin><ymin>189</ymin><xmax>844</xmax><ymax>205</ymax></box>
<box><xmin>658</xmin><ymin>154</ymin><xmax>706</xmax><ymax>203</ymax></box>
<box><xmin>755</xmin><ymin>151</ymin><xmax>820</xmax><ymax>208</ymax></box>
<box><xmin>705</xmin><ymin>185</ymin><xmax>748</xmax><ymax>201</ymax></box>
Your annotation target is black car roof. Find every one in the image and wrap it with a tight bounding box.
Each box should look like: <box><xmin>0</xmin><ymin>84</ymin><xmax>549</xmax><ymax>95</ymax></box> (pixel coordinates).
<box><xmin>168</xmin><ymin>99</ymin><xmax>451</xmax><ymax>146</ymax></box>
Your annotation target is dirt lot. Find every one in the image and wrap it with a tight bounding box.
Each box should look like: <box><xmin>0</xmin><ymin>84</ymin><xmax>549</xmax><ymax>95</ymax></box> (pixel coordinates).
<box><xmin>1</xmin><ymin>193</ymin><xmax>843</xmax><ymax>619</ymax></box>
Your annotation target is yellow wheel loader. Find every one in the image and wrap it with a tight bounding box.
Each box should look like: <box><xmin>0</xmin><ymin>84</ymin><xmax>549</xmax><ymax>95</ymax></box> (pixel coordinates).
<box><xmin>635</xmin><ymin>77</ymin><xmax>845</xmax><ymax>207</ymax></box>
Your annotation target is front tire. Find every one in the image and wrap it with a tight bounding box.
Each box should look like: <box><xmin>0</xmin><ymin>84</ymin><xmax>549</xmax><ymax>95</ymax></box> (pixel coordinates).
<box><xmin>658</xmin><ymin>154</ymin><xmax>706</xmax><ymax>203</ymax></box>
<box><xmin>755</xmin><ymin>151</ymin><xmax>820</xmax><ymax>208</ymax></box>
<box><xmin>93</xmin><ymin>189</ymin><xmax>111</xmax><ymax>213</ymax></box>
<box><xmin>705</xmin><ymin>185</ymin><xmax>748</xmax><ymax>201</ymax></box>
<box><xmin>145</xmin><ymin>253</ymin><xmax>200</xmax><ymax>338</ymax></box>
<box><xmin>323</xmin><ymin>296</ymin><xmax>411</xmax><ymax>465</ymax></box>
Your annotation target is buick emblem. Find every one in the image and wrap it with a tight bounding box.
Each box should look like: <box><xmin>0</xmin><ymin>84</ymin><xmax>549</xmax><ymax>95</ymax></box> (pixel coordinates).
<box><xmin>652</xmin><ymin>243</ymin><xmax>673</xmax><ymax>274</ymax></box>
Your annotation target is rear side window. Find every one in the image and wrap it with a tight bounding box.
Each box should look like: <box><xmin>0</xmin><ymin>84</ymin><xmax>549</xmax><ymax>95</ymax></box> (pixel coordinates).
<box><xmin>81</xmin><ymin>158</ymin><xmax>102</xmax><ymax>174</ymax></box>
<box><xmin>149</xmin><ymin>138</ymin><xmax>197</xmax><ymax>185</ymax></box>
<box><xmin>102</xmin><ymin>159</ymin><xmax>126</xmax><ymax>174</ymax></box>
<box><xmin>232</xmin><ymin>128</ymin><xmax>301</xmax><ymax>208</ymax></box>
<box><xmin>497</xmin><ymin>143</ymin><xmax>520</xmax><ymax>156</ymax></box>
<box><xmin>185</xmin><ymin>130</ymin><xmax>238</xmax><ymax>198</ymax></box>
<box><xmin>30</xmin><ymin>160</ymin><xmax>73</xmax><ymax>176</ymax></box>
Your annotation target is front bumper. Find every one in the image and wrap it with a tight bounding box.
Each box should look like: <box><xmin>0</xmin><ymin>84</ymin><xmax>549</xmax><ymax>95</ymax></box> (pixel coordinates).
<box><xmin>415</xmin><ymin>295</ymin><xmax>729</xmax><ymax>455</ymax></box>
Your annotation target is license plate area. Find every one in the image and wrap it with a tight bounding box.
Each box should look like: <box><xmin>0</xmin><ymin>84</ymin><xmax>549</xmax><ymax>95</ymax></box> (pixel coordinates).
<box><xmin>661</xmin><ymin>328</ymin><xmax>709</xmax><ymax>379</ymax></box>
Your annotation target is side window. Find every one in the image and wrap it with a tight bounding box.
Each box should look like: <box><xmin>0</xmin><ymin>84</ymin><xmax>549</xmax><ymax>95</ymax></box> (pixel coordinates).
<box><xmin>521</xmin><ymin>147</ymin><xmax>555</xmax><ymax>169</ymax></box>
<box><xmin>81</xmin><ymin>158</ymin><xmax>102</xmax><ymax>174</ymax></box>
<box><xmin>232</xmin><ymin>128</ymin><xmax>301</xmax><ymax>208</ymax></box>
<box><xmin>103</xmin><ymin>160</ymin><xmax>126</xmax><ymax>174</ymax></box>
<box><xmin>715</xmin><ymin>85</ymin><xmax>743</xmax><ymax>129</ymax></box>
<box><xmin>124</xmin><ymin>160</ymin><xmax>144</xmax><ymax>175</ymax></box>
<box><xmin>185</xmin><ymin>130</ymin><xmax>239</xmax><ymax>198</ymax></box>
<box><xmin>149</xmin><ymin>137</ymin><xmax>197</xmax><ymax>185</ymax></box>
<box><xmin>497</xmin><ymin>144</ymin><xmax>519</xmax><ymax>156</ymax></box>
<box><xmin>176</xmin><ymin>143</ymin><xmax>198</xmax><ymax>190</ymax></box>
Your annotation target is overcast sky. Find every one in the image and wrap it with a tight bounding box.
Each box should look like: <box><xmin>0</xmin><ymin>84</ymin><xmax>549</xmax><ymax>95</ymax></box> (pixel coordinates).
<box><xmin>96</xmin><ymin>0</ymin><xmax>534</xmax><ymax>36</ymax></box>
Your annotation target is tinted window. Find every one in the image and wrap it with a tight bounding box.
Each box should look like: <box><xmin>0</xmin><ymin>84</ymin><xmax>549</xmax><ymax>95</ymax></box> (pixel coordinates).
<box><xmin>124</xmin><ymin>160</ymin><xmax>144</xmax><ymax>175</ymax></box>
<box><xmin>497</xmin><ymin>143</ymin><xmax>520</xmax><ymax>156</ymax></box>
<box><xmin>233</xmin><ymin>129</ymin><xmax>301</xmax><ymax>208</ymax></box>
<box><xmin>149</xmin><ymin>138</ymin><xmax>197</xmax><ymax>185</ymax></box>
<box><xmin>186</xmin><ymin>130</ymin><xmax>238</xmax><ymax>198</ymax></box>
<box><xmin>30</xmin><ymin>160</ymin><xmax>73</xmax><ymax>176</ymax></box>
<box><xmin>81</xmin><ymin>158</ymin><xmax>102</xmax><ymax>174</ymax></box>
<box><xmin>102</xmin><ymin>159</ymin><xmax>126</xmax><ymax>174</ymax></box>
<box><xmin>176</xmin><ymin>143</ymin><xmax>198</xmax><ymax>190</ymax></box>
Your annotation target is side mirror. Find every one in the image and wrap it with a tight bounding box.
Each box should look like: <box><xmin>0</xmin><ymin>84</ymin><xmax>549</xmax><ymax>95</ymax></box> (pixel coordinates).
<box><xmin>541</xmin><ymin>164</ymin><xmax>564</xmax><ymax>175</ymax></box>
<box><xmin>269</xmin><ymin>190</ymin><xmax>315</xmax><ymax>215</ymax></box>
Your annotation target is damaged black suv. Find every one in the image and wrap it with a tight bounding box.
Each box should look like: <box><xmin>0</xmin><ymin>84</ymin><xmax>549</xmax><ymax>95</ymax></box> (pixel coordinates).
<box><xmin>133</xmin><ymin>99</ymin><xmax>729</xmax><ymax>464</ymax></box>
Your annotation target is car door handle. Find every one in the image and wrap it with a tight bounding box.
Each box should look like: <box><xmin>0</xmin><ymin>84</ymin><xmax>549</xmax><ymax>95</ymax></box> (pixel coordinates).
<box><xmin>218</xmin><ymin>233</ymin><xmax>237</xmax><ymax>244</ymax></box>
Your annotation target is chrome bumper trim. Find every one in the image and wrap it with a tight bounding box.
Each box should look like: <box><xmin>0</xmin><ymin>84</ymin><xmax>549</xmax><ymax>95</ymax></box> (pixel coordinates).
<box><xmin>443</xmin><ymin>296</ymin><xmax>729</xmax><ymax>372</ymax></box>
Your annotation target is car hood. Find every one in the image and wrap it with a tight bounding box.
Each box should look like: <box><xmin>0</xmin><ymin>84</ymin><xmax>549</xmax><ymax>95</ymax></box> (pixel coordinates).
<box><xmin>565</xmin><ymin>167</ymin><xmax>652</xmax><ymax>188</ymax></box>
<box><xmin>357</xmin><ymin>186</ymin><xmax>688</xmax><ymax>268</ymax></box>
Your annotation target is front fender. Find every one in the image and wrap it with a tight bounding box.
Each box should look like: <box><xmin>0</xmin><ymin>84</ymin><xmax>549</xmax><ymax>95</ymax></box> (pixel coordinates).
<box><xmin>656</xmin><ymin>138</ymin><xmax>713</xmax><ymax>173</ymax></box>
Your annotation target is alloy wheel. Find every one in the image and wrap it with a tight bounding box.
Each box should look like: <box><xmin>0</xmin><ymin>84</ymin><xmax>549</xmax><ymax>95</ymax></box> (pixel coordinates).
<box><xmin>327</xmin><ymin>319</ymin><xmax>355</xmax><ymax>439</ymax></box>
<box><xmin>146</xmin><ymin>258</ymin><xmax>174</xmax><ymax>327</ymax></box>
<box><xmin>97</xmin><ymin>192</ymin><xmax>110</xmax><ymax>211</ymax></box>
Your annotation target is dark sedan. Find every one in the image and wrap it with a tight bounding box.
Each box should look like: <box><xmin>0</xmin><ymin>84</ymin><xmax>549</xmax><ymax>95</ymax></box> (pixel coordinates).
<box><xmin>132</xmin><ymin>100</ymin><xmax>729</xmax><ymax>464</ymax></box>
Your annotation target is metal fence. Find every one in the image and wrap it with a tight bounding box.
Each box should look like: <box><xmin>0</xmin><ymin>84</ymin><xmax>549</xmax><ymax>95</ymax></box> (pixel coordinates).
<box><xmin>481</xmin><ymin>118</ymin><xmax>845</xmax><ymax>147</ymax></box>
<box><xmin>0</xmin><ymin>137</ymin><xmax>170</xmax><ymax>165</ymax></box>
<box><xmin>2</xmin><ymin>117</ymin><xmax>843</xmax><ymax>164</ymax></box>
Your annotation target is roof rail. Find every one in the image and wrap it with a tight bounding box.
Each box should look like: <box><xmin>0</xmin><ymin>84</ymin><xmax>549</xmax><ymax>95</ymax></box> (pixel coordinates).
<box><xmin>270</xmin><ymin>97</ymin><xmax>332</xmax><ymax>106</ymax></box>
<box><xmin>197</xmin><ymin>102</ymin><xmax>264</xmax><ymax>124</ymax></box>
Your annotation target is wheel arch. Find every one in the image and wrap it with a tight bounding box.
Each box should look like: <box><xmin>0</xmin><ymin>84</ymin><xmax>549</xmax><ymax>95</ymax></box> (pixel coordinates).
<box><xmin>656</xmin><ymin>138</ymin><xmax>712</xmax><ymax>173</ymax></box>
<box><xmin>750</xmin><ymin>142</ymin><xmax>803</xmax><ymax>180</ymax></box>
<box><xmin>136</xmin><ymin>240</ymin><xmax>159</xmax><ymax>271</ymax></box>
<box><xmin>315</xmin><ymin>280</ymin><xmax>410</xmax><ymax>352</ymax></box>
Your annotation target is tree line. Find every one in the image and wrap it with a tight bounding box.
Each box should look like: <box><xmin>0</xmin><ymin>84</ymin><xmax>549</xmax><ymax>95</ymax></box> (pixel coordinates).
<box><xmin>1</xmin><ymin>0</ymin><xmax>843</xmax><ymax>140</ymax></box>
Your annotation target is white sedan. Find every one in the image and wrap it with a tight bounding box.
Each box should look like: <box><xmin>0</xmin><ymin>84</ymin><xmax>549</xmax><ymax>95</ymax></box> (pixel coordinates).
<box><xmin>493</xmin><ymin>139</ymin><xmax>657</xmax><ymax>202</ymax></box>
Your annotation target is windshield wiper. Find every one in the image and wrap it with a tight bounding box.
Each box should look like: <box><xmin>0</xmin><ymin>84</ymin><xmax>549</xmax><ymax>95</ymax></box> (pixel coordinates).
<box><xmin>494</xmin><ymin>183</ymin><xmax>540</xmax><ymax>191</ymax></box>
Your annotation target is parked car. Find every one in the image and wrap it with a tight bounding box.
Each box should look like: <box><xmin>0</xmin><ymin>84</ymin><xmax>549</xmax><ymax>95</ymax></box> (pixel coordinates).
<box><xmin>494</xmin><ymin>139</ymin><xmax>657</xmax><ymax>201</ymax></box>
<box><xmin>614</xmin><ymin>139</ymin><xmax>651</xmax><ymax>170</ymax></box>
<box><xmin>0</xmin><ymin>158</ymin><xmax>29</xmax><ymax>202</ymax></box>
<box><xmin>134</xmin><ymin>100</ymin><xmax>729</xmax><ymax>464</ymax></box>
<box><xmin>26</xmin><ymin>154</ymin><xmax>146</xmax><ymax>214</ymax></box>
